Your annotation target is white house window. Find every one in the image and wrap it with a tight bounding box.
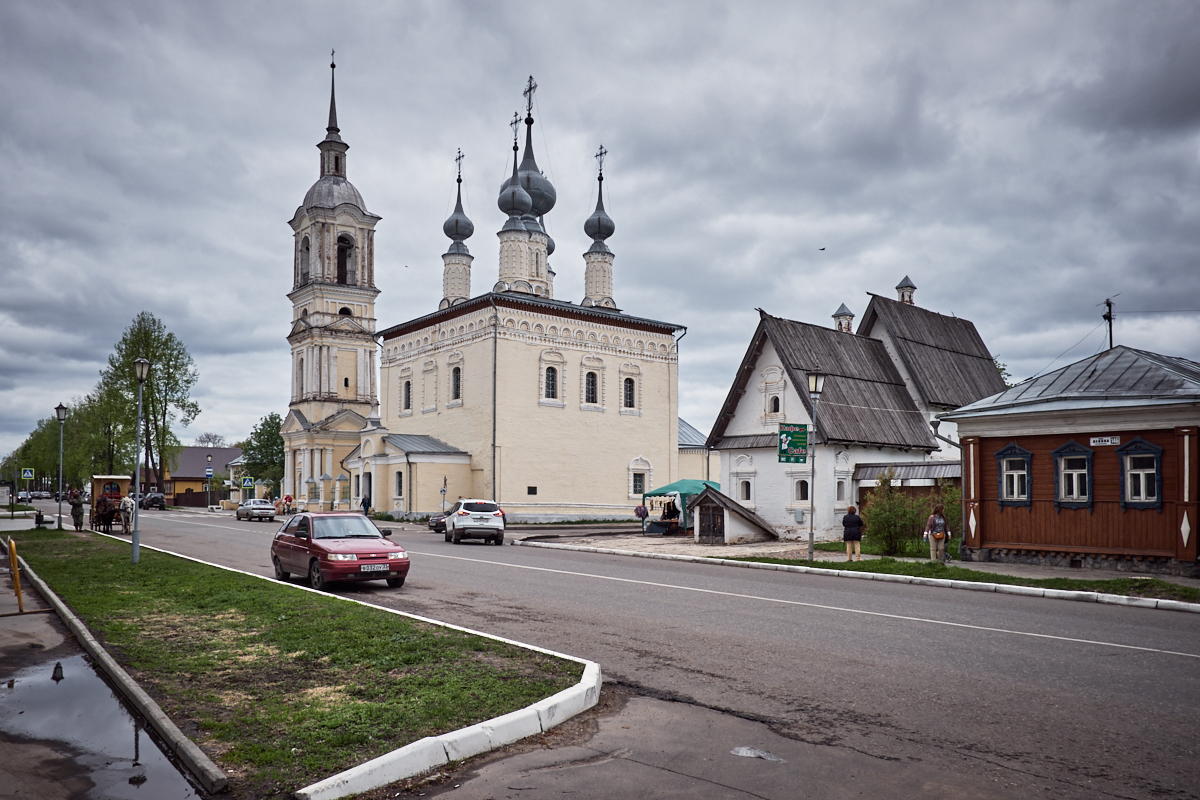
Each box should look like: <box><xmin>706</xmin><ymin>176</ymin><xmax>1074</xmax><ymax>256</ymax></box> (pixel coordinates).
<box><xmin>836</xmin><ymin>480</ymin><xmax>845</xmax><ymax>502</ymax></box>
<box><xmin>1127</xmin><ymin>456</ymin><xmax>1157</xmax><ymax>500</ymax></box>
<box><xmin>1003</xmin><ymin>459</ymin><xmax>1027</xmax><ymax>500</ymax></box>
<box><xmin>1060</xmin><ymin>457</ymin><xmax>1088</xmax><ymax>500</ymax></box>
<box><xmin>545</xmin><ymin>367</ymin><xmax>558</xmax><ymax>399</ymax></box>
<box><xmin>795</xmin><ymin>479</ymin><xmax>808</xmax><ymax>502</ymax></box>
<box><xmin>585</xmin><ymin>372</ymin><xmax>598</xmax><ymax>404</ymax></box>
<box><xmin>740</xmin><ymin>480</ymin><xmax>751</xmax><ymax>501</ymax></box>
<box><xmin>771</xmin><ymin>396</ymin><xmax>780</xmax><ymax>413</ymax></box>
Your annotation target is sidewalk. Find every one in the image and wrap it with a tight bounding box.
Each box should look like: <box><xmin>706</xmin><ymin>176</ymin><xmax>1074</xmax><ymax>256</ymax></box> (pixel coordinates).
<box><xmin>518</xmin><ymin>532</ymin><xmax>1200</xmax><ymax>590</ymax></box>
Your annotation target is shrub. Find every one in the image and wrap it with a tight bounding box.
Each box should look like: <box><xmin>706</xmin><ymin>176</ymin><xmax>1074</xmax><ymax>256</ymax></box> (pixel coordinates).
<box><xmin>861</xmin><ymin>467</ymin><xmax>931</xmax><ymax>556</ymax></box>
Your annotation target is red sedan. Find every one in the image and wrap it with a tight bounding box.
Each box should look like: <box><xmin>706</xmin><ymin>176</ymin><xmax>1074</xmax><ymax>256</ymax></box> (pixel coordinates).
<box><xmin>271</xmin><ymin>512</ymin><xmax>409</xmax><ymax>590</ymax></box>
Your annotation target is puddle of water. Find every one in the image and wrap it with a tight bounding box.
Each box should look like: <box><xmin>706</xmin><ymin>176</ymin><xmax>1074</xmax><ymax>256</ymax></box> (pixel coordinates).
<box><xmin>0</xmin><ymin>653</ymin><xmax>203</xmax><ymax>799</ymax></box>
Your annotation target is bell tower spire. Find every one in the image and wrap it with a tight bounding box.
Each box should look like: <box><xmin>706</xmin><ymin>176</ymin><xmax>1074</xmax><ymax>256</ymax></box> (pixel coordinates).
<box><xmin>440</xmin><ymin>149</ymin><xmax>474</xmax><ymax>309</ymax></box>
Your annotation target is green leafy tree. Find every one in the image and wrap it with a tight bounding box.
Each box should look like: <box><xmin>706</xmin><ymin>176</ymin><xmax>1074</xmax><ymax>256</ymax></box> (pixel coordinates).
<box><xmin>993</xmin><ymin>356</ymin><xmax>1016</xmax><ymax>388</ymax></box>
<box><xmin>861</xmin><ymin>467</ymin><xmax>932</xmax><ymax>556</ymax></box>
<box><xmin>100</xmin><ymin>312</ymin><xmax>200</xmax><ymax>492</ymax></box>
<box><xmin>241</xmin><ymin>413</ymin><xmax>284</xmax><ymax>497</ymax></box>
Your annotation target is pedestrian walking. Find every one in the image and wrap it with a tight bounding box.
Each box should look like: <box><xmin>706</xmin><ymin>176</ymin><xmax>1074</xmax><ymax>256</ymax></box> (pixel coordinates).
<box><xmin>924</xmin><ymin>503</ymin><xmax>950</xmax><ymax>562</ymax></box>
<box><xmin>361</xmin><ymin>493</ymin><xmax>371</xmax><ymax>517</ymax></box>
<box><xmin>284</xmin><ymin>494</ymin><xmax>293</xmax><ymax>514</ymax></box>
<box><xmin>842</xmin><ymin>505</ymin><xmax>864</xmax><ymax>562</ymax></box>
<box><xmin>68</xmin><ymin>489</ymin><xmax>84</xmax><ymax>531</ymax></box>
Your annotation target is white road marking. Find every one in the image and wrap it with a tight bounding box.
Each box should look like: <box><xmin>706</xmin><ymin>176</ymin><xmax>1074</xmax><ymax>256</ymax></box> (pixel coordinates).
<box><xmin>409</xmin><ymin>550</ymin><xmax>1200</xmax><ymax>660</ymax></box>
<box><xmin>138</xmin><ymin>515</ymin><xmax>271</xmax><ymax>534</ymax></box>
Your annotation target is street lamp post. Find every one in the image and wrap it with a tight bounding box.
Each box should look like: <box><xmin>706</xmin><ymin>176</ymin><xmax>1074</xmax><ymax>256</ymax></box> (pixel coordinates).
<box><xmin>132</xmin><ymin>358</ymin><xmax>150</xmax><ymax>564</ymax></box>
<box><xmin>55</xmin><ymin>403</ymin><xmax>67</xmax><ymax>530</ymax></box>
<box><xmin>807</xmin><ymin>370</ymin><xmax>826</xmax><ymax>563</ymax></box>
<box><xmin>206</xmin><ymin>453</ymin><xmax>212</xmax><ymax>509</ymax></box>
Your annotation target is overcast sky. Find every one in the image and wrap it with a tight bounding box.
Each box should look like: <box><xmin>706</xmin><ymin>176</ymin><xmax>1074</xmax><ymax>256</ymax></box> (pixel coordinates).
<box><xmin>2</xmin><ymin>0</ymin><xmax>1199</xmax><ymax>457</ymax></box>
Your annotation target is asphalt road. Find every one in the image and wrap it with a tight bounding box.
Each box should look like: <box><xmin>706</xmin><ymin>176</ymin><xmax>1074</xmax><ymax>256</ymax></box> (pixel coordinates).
<box><xmin>73</xmin><ymin>508</ymin><xmax>1200</xmax><ymax>799</ymax></box>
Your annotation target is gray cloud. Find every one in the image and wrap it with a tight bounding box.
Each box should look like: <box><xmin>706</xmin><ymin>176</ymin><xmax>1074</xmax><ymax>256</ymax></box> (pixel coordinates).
<box><xmin>2</xmin><ymin>0</ymin><xmax>1199</xmax><ymax>454</ymax></box>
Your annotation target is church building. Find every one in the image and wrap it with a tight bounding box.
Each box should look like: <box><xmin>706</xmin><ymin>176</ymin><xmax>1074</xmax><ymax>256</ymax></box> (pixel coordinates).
<box><xmin>283</xmin><ymin>68</ymin><xmax>690</xmax><ymax>519</ymax></box>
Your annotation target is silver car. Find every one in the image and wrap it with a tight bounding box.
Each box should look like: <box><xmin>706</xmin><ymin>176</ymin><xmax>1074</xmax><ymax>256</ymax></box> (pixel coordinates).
<box><xmin>444</xmin><ymin>499</ymin><xmax>505</xmax><ymax>545</ymax></box>
<box><xmin>236</xmin><ymin>498</ymin><xmax>277</xmax><ymax>522</ymax></box>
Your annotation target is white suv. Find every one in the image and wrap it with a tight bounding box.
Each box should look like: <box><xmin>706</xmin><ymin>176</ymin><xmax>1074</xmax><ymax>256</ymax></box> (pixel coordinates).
<box><xmin>444</xmin><ymin>499</ymin><xmax>505</xmax><ymax>545</ymax></box>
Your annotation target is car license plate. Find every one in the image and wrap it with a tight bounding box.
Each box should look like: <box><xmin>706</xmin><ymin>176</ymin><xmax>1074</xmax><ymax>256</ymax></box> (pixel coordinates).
<box><xmin>473</xmin><ymin>516</ymin><xmax>488</xmax><ymax>523</ymax></box>
<box><xmin>360</xmin><ymin>563</ymin><xmax>388</xmax><ymax>572</ymax></box>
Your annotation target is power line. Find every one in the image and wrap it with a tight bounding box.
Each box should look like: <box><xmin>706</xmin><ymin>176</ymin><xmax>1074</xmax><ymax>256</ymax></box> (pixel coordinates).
<box><xmin>1028</xmin><ymin>320</ymin><xmax>1106</xmax><ymax>381</ymax></box>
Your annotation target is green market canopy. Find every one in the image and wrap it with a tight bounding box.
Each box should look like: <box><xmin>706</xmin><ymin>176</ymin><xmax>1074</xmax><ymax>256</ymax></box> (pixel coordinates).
<box><xmin>642</xmin><ymin>479</ymin><xmax>721</xmax><ymax>531</ymax></box>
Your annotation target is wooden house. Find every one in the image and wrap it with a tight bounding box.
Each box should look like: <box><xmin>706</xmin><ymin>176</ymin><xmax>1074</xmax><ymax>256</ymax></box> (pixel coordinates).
<box><xmin>941</xmin><ymin>346</ymin><xmax>1199</xmax><ymax>575</ymax></box>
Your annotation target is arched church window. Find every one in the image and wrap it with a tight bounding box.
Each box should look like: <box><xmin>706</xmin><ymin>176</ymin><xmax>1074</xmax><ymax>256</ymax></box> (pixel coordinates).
<box><xmin>299</xmin><ymin>236</ymin><xmax>311</xmax><ymax>284</ymax></box>
<box><xmin>337</xmin><ymin>234</ymin><xmax>354</xmax><ymax>285</ymax></box>
<box><xmin>795</xmin><ymin>480</ymin><xmax>808</xmax><ymax>502</ymax></box>
<box><xmin>623</xmin><ymin>377</ymin><xmax>635</xmax><ymax>408</ymax></box>
<box><xmin>451</xmin><ymin>367</ymin><xmax>462</xmax><ymax>401</ymax></box>
<box><xmin>740</xmin><ymin>480</ymin><xmax>751</xmax><ymax>501</ymax></box>
<box><xmin>403</xmin><ymin>380</ymin><xmax>412</xmax><ymax>410</ymax></box>
<box><xmin>585</xmin><ymin>372</ymin><xmax>598</xmax><ymax>404</ymax></box>
<box><xmin>339</xmin><ymin>307</ymin><xmax>352</xmax><ymax>316</ymax></box>
<box><xmin>301</xmin><ymin>309</ymin><xmax>308</xmax><ymax>317</ymax></box>
<box><xmin>545</xmin><ymin>367</ymin><xmax>558</xmax><ymax>399</ymax></box>
<box><xmin>298</xmin><ymin>357</ymin><xmax>305</xmax><ymax>395</ymax></box>
<box><xmin>770</xmin><ymin>396</ymin><xmax>780</xmax><ymax>413</ymax></box>
<box><xmin>334</xmin><ymin>154</ymin><xmax>340</xmax><ymax>173</ymax></box>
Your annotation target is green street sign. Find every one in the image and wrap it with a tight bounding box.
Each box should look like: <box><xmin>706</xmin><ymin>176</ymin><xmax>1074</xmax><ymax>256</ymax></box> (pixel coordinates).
<box><xmin>778</xmin><ymin>424</ymin><xmax>808</xmax><ymax>463</ymax></box>
<box><xmin>21</xmin><ymin>468</ymin><xmax>34</xmax><ymax>480</ymax></box>
<box><xmin>241</xmin><ymin>477</ymin><xmax>254</xmax><ymax>489</ymax></box>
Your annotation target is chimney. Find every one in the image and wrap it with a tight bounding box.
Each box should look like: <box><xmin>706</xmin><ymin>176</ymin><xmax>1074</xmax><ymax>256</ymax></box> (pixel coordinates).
<box><xmin>832</xmin><ymin>303</ymin><xmax>855</xmax><ymax>333</ymax></box>
<box><xmin>896</xmin><ymin>275</ymin><xmax>916</xmax><ymax>305</ymax></box>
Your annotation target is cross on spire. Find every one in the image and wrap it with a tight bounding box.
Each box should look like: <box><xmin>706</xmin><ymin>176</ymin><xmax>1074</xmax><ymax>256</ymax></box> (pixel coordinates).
<box><xmin>595</xmin><ymin>144</ymin><xmax>608</xmax><ymax>176</ymax></box>
<box><xmin>455</xmin><ymin>148</ymin><xmax>464</xmax><ymax>182</ymax></box>
<box><xmin>523</xmin><ymin>75</ymin><xmax>538</xmax><ymax>115</ymax></box>
<box><xmin>330</xmin><ymin>49</ymin><xmax>335</xmax><ymax>69</ymax></box>
<box><xmin>510</xmin><ymin>111</ymin><xmax>520</xmax><ymax>144</ymax></box>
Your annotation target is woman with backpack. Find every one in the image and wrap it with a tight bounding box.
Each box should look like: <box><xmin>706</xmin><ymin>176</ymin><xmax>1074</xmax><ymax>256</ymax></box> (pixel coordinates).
<box><xmin>924</xmin><ymin>504</ymin><xmax>950</xmax><ymax>562</ymax></box>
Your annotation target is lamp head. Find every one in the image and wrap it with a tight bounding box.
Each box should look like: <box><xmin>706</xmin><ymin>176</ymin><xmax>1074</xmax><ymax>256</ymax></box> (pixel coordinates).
<box><xmin>807</xmin><ymin>370</ymin><xmax>826</xmax><ymax>398</ymax></box>
<box><xmin>134</xmin><ymin>358</ymin><xmax>151</xmax><ymax>383</ymax></box>
<box><xmin>55</xmin><ymin>403</ymin><xmax>68</xmax><ymax>423</ymax></box>
<box><xmin>207</xmin><ymin>454</ymin><xmax>212</xmax><ymax>464</ymax></box>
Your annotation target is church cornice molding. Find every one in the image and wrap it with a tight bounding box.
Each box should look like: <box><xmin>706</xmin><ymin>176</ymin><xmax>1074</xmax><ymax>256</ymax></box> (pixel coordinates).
<box><xmin>289</xmin><ymin>204</ymin><xmax>382</xmax><ymax>229</ymax></box>
<box><xmin>287</xmin><ymin>282</ymin><xmax>380</xmax><ymax>303</ymax></box>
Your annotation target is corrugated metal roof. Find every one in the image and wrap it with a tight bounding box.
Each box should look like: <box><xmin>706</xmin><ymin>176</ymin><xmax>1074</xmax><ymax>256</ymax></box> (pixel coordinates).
<box><xmin>712</xmin><ymin>434</ymin><xmax>779</xmax><ymax>450</ymax></box>
<box><xmin>858</xmin><ymin>294</ymin><xmax>1007</xmax><ymax>409</ymax></box>
<box><xmin>853</xmin><ymin>462</ymin><xmax>961</xmax><ymax>481</ymax></box>
<box><xmin>943</xmin><ymin>346</ymin><xmax>1200</xmax><ymax>419</ymax></box>
<box><xmin>382</xmin><ymin>434</ymin><xmax>467</xmax><ymax>455</ymax></box>
<box><xmin>706</xmin><ymin>312</ymin><xmax>937</xmax><ymax>451</ymax></box>
<box><xmin>678</xmin><ymin>418</ymin><xmax>708</xmax><ymax>448</ymax></box>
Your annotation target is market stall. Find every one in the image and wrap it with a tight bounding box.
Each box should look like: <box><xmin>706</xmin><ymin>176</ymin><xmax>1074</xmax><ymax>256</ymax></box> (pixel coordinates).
<box><xmin>641</xmin><ymin>478</ymin><xmax>720</xmax><ymax>534</ymax></box>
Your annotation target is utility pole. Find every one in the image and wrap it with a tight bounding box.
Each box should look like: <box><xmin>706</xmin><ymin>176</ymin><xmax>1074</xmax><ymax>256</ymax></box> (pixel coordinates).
<box><xmin>1103</xmin><ymin>298</ymin><xmax>1114</xmax><ymax>349</ymax></box>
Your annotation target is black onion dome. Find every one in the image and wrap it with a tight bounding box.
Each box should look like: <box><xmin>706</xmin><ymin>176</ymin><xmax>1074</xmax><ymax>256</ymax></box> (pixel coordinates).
<box><xmin>443</xmin><ymin>180</ymin><xmax>474</xmax><ymax>246</ymax></box>
<box><xmin>497</xmin><ymin>149</ymin><xmax>532</xmax><ymax>219</ymax></box>
<box><xmin>541</xmin><ymin>215</ymin><xmax>555</xmax><ymax>256</ymax></box>
<box><xmin>584</xmin><ymin>176</ymin><xmax>615</xmax><ymax>243</ymax></box>
<box><xmin>517</xmin><ymin>114</ymin><xmax>556</xmax><ymax>217</ymax></box>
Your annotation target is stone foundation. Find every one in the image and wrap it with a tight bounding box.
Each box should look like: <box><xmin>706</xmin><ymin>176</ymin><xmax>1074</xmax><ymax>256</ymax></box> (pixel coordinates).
<box><xmin>963</xmin><ymin>547</ymin><xmax>1198</xmax><ymax>577</ymax></box>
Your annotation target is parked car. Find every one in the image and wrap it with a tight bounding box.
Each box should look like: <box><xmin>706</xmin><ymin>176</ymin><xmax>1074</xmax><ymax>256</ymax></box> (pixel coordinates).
<box><xmin>17</xmin><ymin>491</ymin><xmax>31</xmax><ymax>504</ymax></box>
<box><xmin>236</xmin><ymin>498</ymin><xmax>276</xmax><ymax>522</ymax></box>
<box><xmin>140</xmin><ymin>492</ymin><xmax>166</xmax><ymax>510</ymax></box>
<box><xmin>33</xmin><ymin>491</ymin><xmax>51</xmax><ymax>500</ymax></box>
<box><xmin>427</xmin><ymin>512</ymin><xmax>447</xmax><ymax>532</ymax></box>
<box><xmin>444</xmin><ymin>499</ymin><xmax>505</xmax><ymax>545</ymax></box>
<box><xmin>270</xmin><ymin>512</ymin><xmax>409</xmax><ymax>590</ymax></box>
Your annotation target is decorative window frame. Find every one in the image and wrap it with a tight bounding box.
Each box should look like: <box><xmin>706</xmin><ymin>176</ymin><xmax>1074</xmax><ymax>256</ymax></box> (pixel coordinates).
<box><xmin>731</xmin><ymin>453</ymin><xmax>756</xmax><ymax>510</ymax></box>
<box><xmin>628</xmin><ymin>456</ymin><xmax>653</xmax><ymax>499</ymax></box>
<box><xmin>398</xmin><ymin>367</ymin><xmax>413</xmax><ymax>417</ymax></box>
<box><xmin>539</xmin><ymin>349</ymin><xmax>566</xmax><ymax>408</ymax></box>
<box><xmin>580</xmin><ymin>354</ymin><xmax>605</xmax><ymax>412</ymax></box>
<box><xmin>421</xmin><ymin>360</ymin><xmax>437</xmax><ymax>413</ymax></box>
<box><xmin>619</xmin><ymin>362</ymin><xmax>641</xmax><ymax>416</ymax></box>
<box><xmin>994</xmin><ymin>442</ymin><xmax>1032</xmax><ymax>510</ymax></box>
<box><xmin>760</xmin><ymin>366</ymin><xmax>786</xmax><ymax>427</ymax></box>
<box><xmin>835</xmin><ymin>469</ymin><xmax>851</xmax><ymax>512</ymax></box>
<box><xmin>1117</xmin><ymin>437</ymin><xmax>1164</xmax><ymax>513</ymax></box>
<box><xmin>1052</xmin><ymin>440</ymin><xmax>1093</xmax><ymax>513</ymax></box>
<box><xmin>784</xmin><ymin>465</ymin><xmax>812</xmax><ymax>511</ymax></box>
<box><xmin>446</xmin><ymin>351</ymin><xmax>464</xmax><ymax>409</ymax></box>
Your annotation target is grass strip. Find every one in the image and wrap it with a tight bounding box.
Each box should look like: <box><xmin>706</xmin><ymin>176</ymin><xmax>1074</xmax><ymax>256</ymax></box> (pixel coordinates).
<box><xmin>718</xmin><ymin>554</ymin><xmax>1200</xmax><ymax>603</ymax></box>
<box><xmin>13</xmin><ymin>530</ymin><xmax>582</xmax><ymax>798</ymax></box>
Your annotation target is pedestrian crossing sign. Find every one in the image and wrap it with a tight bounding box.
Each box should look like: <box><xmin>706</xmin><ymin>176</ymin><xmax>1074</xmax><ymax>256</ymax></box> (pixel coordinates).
<box><xmin>21</xmin><ymin>468</ymin><xmax>34</xmax><ymax>480</ymax></box>
<box><xmin>242</xmin><ymin>477</ymin><xmax>254</xmax><ymax>488</ymax></box>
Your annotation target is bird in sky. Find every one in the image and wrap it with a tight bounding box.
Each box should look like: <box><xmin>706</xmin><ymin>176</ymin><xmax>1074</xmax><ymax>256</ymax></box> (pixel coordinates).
<box><xmin>818</xmin><ymin>247</ymin><xmax>825</xmax><ymax>251</ymax></box>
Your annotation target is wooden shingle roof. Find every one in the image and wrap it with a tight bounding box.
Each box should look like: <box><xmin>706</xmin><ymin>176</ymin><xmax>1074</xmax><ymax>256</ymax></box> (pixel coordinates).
<box><xmin>857</xmin><ymin>294</ymin><xmax>1007</xmax><ymax>409</ymax></box>
<box><xmin>707</xmin><ymin>312</ymin><xmax>937</xmax><ymax>451</ymax></box>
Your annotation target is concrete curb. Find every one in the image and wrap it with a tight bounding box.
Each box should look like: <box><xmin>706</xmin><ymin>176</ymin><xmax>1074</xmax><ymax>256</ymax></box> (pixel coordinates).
<box><xmin>77</xmin><ymin>534</ymin><xmax>602</xmax><ymax>800</ymax></box>
<box><xmin>512</xmin><ymin>540</ymin><xmax>1200</xmax><ymax>615</ymax></box>
<box><xmin>11</xmin><ymin>552</ymin><xmax>229</xmax><ymax>794</ymax></box>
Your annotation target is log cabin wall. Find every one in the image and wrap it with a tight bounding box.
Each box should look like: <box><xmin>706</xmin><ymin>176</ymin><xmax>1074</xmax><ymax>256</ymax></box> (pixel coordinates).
<box><xmin>973</xmin><ymin>428</ymin><xmax>1187</xmax><ymax>560</ymax></box>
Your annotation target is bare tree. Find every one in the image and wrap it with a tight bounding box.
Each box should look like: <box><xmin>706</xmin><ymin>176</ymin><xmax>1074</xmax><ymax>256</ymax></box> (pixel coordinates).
<box><xmin>195</xmin><ymin>432</ymin><xmax>227</xmax><ymax>447</ymax></box>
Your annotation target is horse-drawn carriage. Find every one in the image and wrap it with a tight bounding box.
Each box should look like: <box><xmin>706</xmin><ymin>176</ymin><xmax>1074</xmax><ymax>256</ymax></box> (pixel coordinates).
<box><xmin>89</xmin><ymin>475</ymin><xmax>131</xmax><ymax>533</ymax></box>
